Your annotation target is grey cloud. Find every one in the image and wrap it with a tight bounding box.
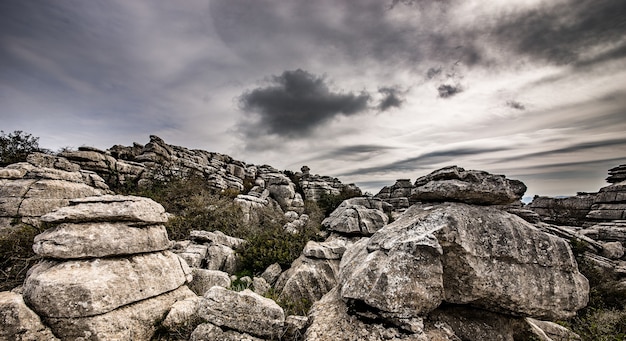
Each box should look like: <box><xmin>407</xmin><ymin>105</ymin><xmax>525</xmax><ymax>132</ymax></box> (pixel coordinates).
<box><xmin>528</xmin><ymin>157</ymin><xmax>626</xmax><ymax>171</ymax></box>
<box><xmin>342</xmin><ymin>147</ymin><xmax>509</xmax><ymax>176</ymax></box>
<box><xmin>499</xmin><ymin>138</ymin><xmax>626</xmax><ymax>163</ymax></box>
<box><xmin>238</xmin><ymin>69</ymin><xmax>371</xmax><ymax>136</ymax></box>
<box><xmin>437</xmin><ymin>84</ymin><xmax>462</xmax><ymax>98</ymax></box>
<box><xmin>377</xmin><ymin>87</ymin><xmax>404</xmax><ymax>111</ymax></box>
<box><xmin>308</xmin><ymin>144</ymin><xmax>397</xmax><ymax>163</ymax></box>
<box><xmin>506</xmin><ymin>101</ymin><xmax>525</xmax><ymax>110</ymax></box>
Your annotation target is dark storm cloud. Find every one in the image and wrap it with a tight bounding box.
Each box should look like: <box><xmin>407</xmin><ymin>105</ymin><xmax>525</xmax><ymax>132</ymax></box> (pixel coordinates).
<box><xmin>437</xmin><ymin>84</ymin><xmax>462</xmax><ymax>98</ymax></box>
<box><xmin>494</xmin><ymin>0</ymin><xmax>626</xmax><ymax>67</ymax></box>
<box><xmin>307</xmin><ymin>144</ymin><xmax>397</xmax><ymax>163</ymax></box>
<box><xmin>238</xmin><ymin>69</ymin><xmax>371</xmax><ymax>136</ymax></box>
<box><xmin>342</xmin><ymin>147</ymin><xmax>509</xmax><ymax>176</ymax></box>
<box><xmin>377</xmin><ymin>87</ymin><xmax>404</xmax><ymax>111</ymax></box>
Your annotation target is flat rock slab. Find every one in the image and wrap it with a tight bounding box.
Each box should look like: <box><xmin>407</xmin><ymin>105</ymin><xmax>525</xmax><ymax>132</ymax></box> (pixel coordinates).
<box><xmin>41</xmin><ymin>195</ymin><xmax>167</xmax><ymax>224</ymax></box>
<box><xmin>45</xmin><ymin>285</ymin><xmax>196</xmax><ymax>341</ymax></box>
<box><xmin>23</xmin><ymin>251</ymin><xmax>190</xmax><ymax>318</ymax></box>
<box><xmin>197</xmin><ymin>286</ymin><xmax>284</xmax><ymax>338</ymax></box>
<box><xmin>33</xmin><ymin>222</ymin><xmax>171</xmax><ymax>259</ymax></box>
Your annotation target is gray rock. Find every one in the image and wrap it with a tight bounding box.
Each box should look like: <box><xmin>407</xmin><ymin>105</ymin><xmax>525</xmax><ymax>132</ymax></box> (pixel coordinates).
<box><xmin>189</xmin><ymin>269</ymin><xmax>231</xmax><ymax>296</ymax></box>
<box><xmin>528</xmin><ymin>194</ymin><xmax>595</xmax><ymax>226</ymax></box>
<box><xmin>284</xmin><ymin>315</ymin><xmax>309</xmax><ymax>340</ymax></box>
<box><xmin>411</xmin><ymin>166</ymin><xmax>526</xmax><ymax>205</ymax></box>
<box><xmin>205</xmin><ymin>244</ymin><xmax>238</xmax><ymax>274</ymax></box>
<box><xmin>253</xmin><ymin>277</ymin><xmax>270</xmax><ymax>296</ymax></box>
<box><xmin>32</xmin><ymin>222</ymin><xmax>170</xmax><ymax>259</ymax></box>
<box><xmin>260</xmin><ymin>263</ymin><xmax>283</xmax><ymax>285</ymax></box>
<box><xmin>189</xmin><ymin>230</ymin><xmax>245</xmax><ymax>249</ymax></box>
<box><xmin>23</xmin><ymin>251</ymin><xmax>190</xmax><ymax>318</ymax></box>
<box><xmin>302</xmin><ymin>239</ymin><xmax>347</xmax><ymax>260</ymax></box>
<box><xmin>190</xmin><ymin>323</ymin><xmax>264</xmax><ymax>341</ymax></box>
<box><xmin>161</xmin><ymin>296</ymin><xmax>204</xmax><ymax>330</ymax></box>
<box><xmin>322</xmin><ymin>197</ymin><xmax>391</xmax><ymax>236</ymax></box>
<box><xmin>0</xmin><ymin>291</ymin><xmax>59</xmax><ymax>341</ymax></box>
<box><xmin>45</xmin><ymin>285</ymin><xmax>195</xmax><ymax>341</ymax></box>
<box><xmin>602</xmin><ymin>241</ymin><xmax>625</xmax><ymax>259</ymax></box>
<box><xmin>197</xmin><ymin>287</ymin><xmax>284</xmax><ymax>338</ymax></box>
<box><xmin>526</xmin><ymin>318</ymin><xmax>581</xmax><ymax>341</ymax></box>
<box><xmin>41</xmin><ymin>195</ymin><xmax>168</xmax><ymax>224</ymax></box>
<box><xmin>275</xmin><ymin>255</ymin><xmax>339</xmax><ymax>307</ymax></box>
<box><xmin>179</xmin><ymin>244</ymin><xmax>210</xmax><ymax>268</ymax></box>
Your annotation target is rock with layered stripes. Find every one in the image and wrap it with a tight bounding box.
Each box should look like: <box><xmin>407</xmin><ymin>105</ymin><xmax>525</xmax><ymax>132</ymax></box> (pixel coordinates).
<box><xmin>322</xmin><ymin>197</ymin><xmax>391</xmax><ymax>236</ymax></box>
<box><xmin>23</xmin><ymin>251</ymin><xmax>191</xmax><ymax>318</ymax></box>
<box><xmin>275</xmin><ymin>255</ymin><xmax>339</xmax><ymax>307</ymax></box>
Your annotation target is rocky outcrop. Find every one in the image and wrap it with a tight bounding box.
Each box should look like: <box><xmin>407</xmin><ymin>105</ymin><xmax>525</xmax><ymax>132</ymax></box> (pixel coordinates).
<box><xmin>375</xmin><ymin>179</ymin><xmax>414</xmax><ymax>210</ymax></box>
<box><xmin>0</xmin><ymin>291</ymin><xmax>59</xmax><ymax>341</ymax></box>
<box><xmin>528</xmin><ymin>193</ymin><xmax>596</xmax><ymax>226</ymax></box>
<box><xmin>607</xmin><ymin>164</ymin><xmax>626</xmax><ymax>183</ymax></box>
<box><xmin>21</xmin><ymin>195</ymin><xmax>194</xmax><ymax>340</ymax></box>
<box><xmin>0</xmin><ymin>153</ymin><xmax>109</xmax><ymax>233</ymax></box>
<box><xmin>322</xmin><ymin>197</ymin><xmax>392</xmax><ymax>236</ymax></box>
<box><xmin>586</xmin><ymin>181</ymin><xmax>626</xmax><ymax>224</ymax></box>
<box><xmin>411</xmin><ymin>166</ymin><xmax>527</xmax><ymax>205</ymax></box>
<box><xmin>173</xmin><ymin>230</ymin><xmax>245</xmax><ymax>274</ymax></box>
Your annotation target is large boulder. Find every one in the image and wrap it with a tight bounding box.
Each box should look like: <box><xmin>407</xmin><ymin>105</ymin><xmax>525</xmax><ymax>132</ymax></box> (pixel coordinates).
<box><xmin>197</xmin><ymin>286</ymin><xmax>285</xmax><ymax>338</ymax></box>
<box><xmin>275</xmin><ymin>255</ymin><xmax>340</xmax><ymax>307</ymax></box>
<box><xmin>528</xmin><ymin>193</ymin><xmax>596</xmax><ymax>226</ymax></box>
<box><xmin>411</xmin><ymin>166</ymin><xmax>526</xmax><ymax>205</ymax></box>
<box><xmin>339</xmin><ymin>203</ymin><xmax>589</xmax><ymax>322</ymax></box>
<box><xmin>32</xmin><ymin>222</ymin><xmax>170</xmax><ymax>259</ymax></box>
<box><xmin>23</xmin><ymin>251</ymin><xmax>191</xmax><ymax>318</ymax></box>
<box><xmin>0</xmin><ymin>291</ymin><xmax>59</xmax><ymax>341</ymax></box>
<box><xmin>322</xmin><ymin>197</ymin><xmax>392</xmax><ymax>236</ymax></box>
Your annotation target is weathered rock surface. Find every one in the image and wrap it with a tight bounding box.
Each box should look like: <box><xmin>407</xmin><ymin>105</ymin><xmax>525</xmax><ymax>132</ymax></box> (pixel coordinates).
<box><xmin>189</xmin><ymin>230</ymin><xmax>245</xmax><ymax>249</ymax></box>
<box><xmin>40</xmin><ymin>195</ymin><xmax>168</xmax><ymax>224</ymax></box>
<box><xmin>161</xmin><ymin>296</ymin><xmax>204</xmax><ymax>330</ymax></box>
<box><xmin>586</xmin><ymin>181</ymin><xmax>626</xmax><ymax>223</ymax></box>
<box><xmin>302</xmin><ymin>239</ymin><xmax>348</xmax><ymax>260</ymax></box>
<box><xmin>322</xmin><ymin>197</ymin><xmax>392</xmax><ymax>236</ymax></box>
<box><xmin>44</xmin><ymin>285</ymin><xmax>195</xmax><ymax>341</ymax></box>
<box><xmin>188</xmin><ymin>269</ymin><xmax>231</xmax><ymax>296</ymax></box>
<box><xmin>32</xmin><ymin>222</ymin><xmax>170</xmax><ymax>259</ymax></box>
<box><xmin>607</xmin><ymin>164</ymin><xmax>626</xmax><ymax>183</ymax></box>
<box><xmin>197</xmin><ymin>286</ymin><xmax>285</xmax><ymax>338</ymax></box>
<box><xmin>375</xmin><ymin>179</ymin><xmax>414</xmax><ymax>210</ymax></box>
<box><xmin>190</xmin><ymin>322</ymin><xmax>264</xmax><ymax>341</ymax></box>
<box><xmin>275</xmin><ymin>255</ymin><xmax>340</xmax><ymax>306</ymax></box>
<box><xmin>411</xmin><ymin>166</ymin><xmax>526</xmax><ymax>205</ymax></box>
<box><xmin>260</xmin><ymin>263</ymin><xmax>283</xmax><ymax>285</ymax></box>
<box><xmin>23</xmin><ymin>250</ymin><xmax>190</xmax><ymax>318</ymax></box>
<box><xmin>528</xmin><ymin>193</ymin><xmax>596</xmax><ymax>226</ymax></box>
<box><xmin>339</xmin><ymin>203</ymin><xmax>589</xmax><ymax>322</ymax></box>
<box><xmin>0</xmin><ymin>291</ymin><xmax>59</xmax><ymax>341</ymax></box>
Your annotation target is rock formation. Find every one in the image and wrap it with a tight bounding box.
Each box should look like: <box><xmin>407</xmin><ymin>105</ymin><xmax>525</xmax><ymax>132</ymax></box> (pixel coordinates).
<box><xmin>21</xmin><ymin>195</ymin><xmax>195</xmax><ymax>340</ymax></box>
<box><xmin>528</xmin><ymin>193</ymin><xmax>596</xmax><ymax>226</ymax></box>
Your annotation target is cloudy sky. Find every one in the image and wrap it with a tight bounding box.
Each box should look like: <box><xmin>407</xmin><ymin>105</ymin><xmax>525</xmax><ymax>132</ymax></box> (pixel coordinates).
<box><xmin>1</xmin><ymin>0</ymin><xmax>625</xmax><ymax>199</ymax></box>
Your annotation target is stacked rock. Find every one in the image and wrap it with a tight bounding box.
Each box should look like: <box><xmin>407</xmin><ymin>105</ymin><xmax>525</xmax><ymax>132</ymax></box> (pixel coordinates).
<box><xmin>22</xmin><ymin>195</ymin><xmax>195</xmax><ymax>340</ymax></box>
<box><xmin>607</xmin><ymin>164</ymin><xmax>626</xmax><ymax>183</ymax></box>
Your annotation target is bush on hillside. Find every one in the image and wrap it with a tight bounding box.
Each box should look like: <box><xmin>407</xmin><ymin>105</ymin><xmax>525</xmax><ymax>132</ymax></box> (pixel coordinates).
<box><xmin>0</xmin><ymin>130</ymin><xmax>43</xmax><ymax>167</ymax></box>
<box><xmin>0</xmin><ymin>222</ymin><xmax>43</xmax><ymax>291</ymax></box>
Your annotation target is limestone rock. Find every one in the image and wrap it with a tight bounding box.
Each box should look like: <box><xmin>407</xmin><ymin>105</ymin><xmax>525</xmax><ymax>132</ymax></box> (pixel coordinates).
<box><xmin>339</xmin><ymin>203</ymin><xmax>589</xmax><ymax>323</ymax></box>
<box><xmin>260</xmin><ymin>263</ymin><xmax>283</xmax><ymax>285</ymax></box>
<box><xmin>197</xmin><ymin>287</ymin><xmax>285</xmax><ymax>338</ymax></box>
<box><xmin>375</xmin><ymin>179</ymin><xmax>414</xmax><ymax>210</ymax></box>
<box><xmin>45</xmin><ymin>285</ymin><xmax>195</xmax><ymax>341</ymax></box>
<box><xmin>205</xmin><ymin>244</ymin><xmax>238</xmax><ymax>274</ymax></box>
<box><xmin>40</xmin><ymin>195</ymin><xmax>168</xmax><ymax>224</ymax></box>
<box><xmin>302</xmin><ymin>239</ymin><xmax>347</xmax><ymax>260</ymax></box>
<box><xmin>284</xmin><ymin>315</ymin><xmax>309</xmax><ymax>340</ymax></box>
<box><xmin>526</xmin><ymin>318</ymin><xmax>581</xmax><ymax>341</ymax></box>
<box><xmin>253</xmin><ymin>277</ymin><xmax>271</xmax><ymax>296</ymax></box>
<box><xmin>586</xmin><ymin>180</ymin><xmax>626</xmax><ymax>224</ymax></box>
<box><xmin>528</xmin><ymin>193</ymin><xmax>595</xmax><ymax>226</ymax></box>
<box><xmin>161</xmin><ymin>296</ymin><xmax>204</xmax><ymax>330</ymax></box>
<box><xmin>411</xmin><ymin>166</ymin><xmax>526</xmax><ymax>205</ymax></box>
<box><xmin>275</xmin><ymin>255</ymin><xmax>339</xmax><ymax>306</ymax></box>
<box><xmin>189</xmin><ymin>230</ymin><xmax>245</xmax><ymax>249</ymax></box>
<box><xmin>607</xmin><ymin>164</ymin><xmax>626</xmax><ymax>183</ymax></box>
<box><xmin>189</xmin><ymin>269</ymin><xmax>231</xmax><ymax>296</ymax></box>
<box><xmin>179</xmin><ymin>244</ymin><xmax>209</xmax><ymax>268</ymax></box>
<box><xmin>23</xmin><ymin>251</ymin><xmax>190</xmax><ymax>318</ymax></box>
<box><xmin>190</xmin><ymin>322</ymin><xmax>264</xmax><ymax>341</ymax></box>
<box><xmin>32</xmin><ymin>222</ymin><xmax>170</xmax><ymax>259</ymax></box>
<box><xmin>0</xmin><ymin>291</ymin><xmax>59</xmax><ymax>341</ymax></box>
<box><xmin>339</xmin><ymin>235</ymin><xmax>444</xmax><ymax>322</ymax></box>
<box><xmin>602</xmin><ymin>241</ymin><xmax>625</xmax><ymax>259</ymax></box>
<box><xmin>322</xmin><ymin>197</ymin><xmax>392</xmax><ymax>236</ymax></box>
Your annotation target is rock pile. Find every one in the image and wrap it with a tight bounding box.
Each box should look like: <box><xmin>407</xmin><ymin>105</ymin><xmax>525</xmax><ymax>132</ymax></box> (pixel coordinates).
<box><xmin>0</xmin><ymin>152</ymin><xmax>109</xmax><ymax>233</ymax></box>
<box><xmin>21</xmin><ymin>195</ymin><xmax>195</xmax><ymax>340</ymax></box>
<box><xmin>528</xmin><ymin>193</ymin><xmax>596</xmax><ymax>226</ymax></box>
<box><xmin>607</xmin><ymin>164</ymin><xmax>626</xmax><ymax>183</ymax></box>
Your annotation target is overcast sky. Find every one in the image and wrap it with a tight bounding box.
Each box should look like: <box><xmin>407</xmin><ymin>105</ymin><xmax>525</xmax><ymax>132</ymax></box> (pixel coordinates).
<box><xmin>1</xmin><ymin>0</ymin><xmax>625</xmax><ymax>199</ymax></box>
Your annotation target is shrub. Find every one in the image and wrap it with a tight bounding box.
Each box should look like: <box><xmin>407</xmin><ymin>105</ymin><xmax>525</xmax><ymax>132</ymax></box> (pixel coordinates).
<box><xmin>0</xmin><ymin>222</ymin><xmax>42</xmax><ymax>291</ymax></box>
<box><xmin>317</xmin><ymin>187</ymin><xmax>361</xmax><ymax>217</ymax></box>
<box><xmin>0</xmin><ymin>130</ymin><xmax>43</xmax><ymax>166</ymax></box>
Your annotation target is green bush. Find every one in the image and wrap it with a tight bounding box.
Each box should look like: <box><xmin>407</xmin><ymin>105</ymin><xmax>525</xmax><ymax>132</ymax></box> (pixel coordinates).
<box><xmin>0</xmin><ymin>130</ymin><xmax>43</xmax><ymax>167</ymax></box>
<box><xmin>0</xmin><ymin>222</ymin><xmax>42</xmax><ymax>291</ymax></box>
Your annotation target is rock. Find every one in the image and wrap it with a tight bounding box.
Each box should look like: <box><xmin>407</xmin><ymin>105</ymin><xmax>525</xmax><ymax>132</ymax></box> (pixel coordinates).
<box><xmin>340</xmin><ymin>203</ymin><xmax>589</xmax><ymax>322</ymax></box>
<box><xmin>32</xmin><ymin>222</ymin><xmax>170</xmax><ymax>259</ymax></box>
<box><xmin>339</xmin><ymin>236</ymin><xmax>444</xmax><ymax>324</ymax></box>
<box><xmin>179</xmin><ymin>244</ymin><xmax>210</xmax><ymax>268</ymax></box>
<box><xmin>260</xmin><ymin>263</ymin><xmax>283</xmax><ymax>285</ymax></box>
<box><xmin>284</xmin><ymin>315</ymin><xmax>309</xmax><ymax>340</ymax></box>
<box><xmin>528</xmin><ymin>193</ymin><xmax>596</xmax><ymax>226</ymax></box>
<box><xmin>253</xmin><ymin>277</ymin><xmax>271</xmax><ymax>296</ymax></box>
<box><xmin>234</xmin><ymin>195</ymin><xmax>269</xmax><ymax>223</ymax></box>
<box><xmin>411</xmin><ymin>166</ymin><xmax>526</xmax><ymax>205</ymax></box>
<box><xmin>40</xmin><ymin>195</ymin><xmax>168</xmax><ymax>224</ymax></box>
<box><xmin>189</xmin><ymin>230</ymin><xmax>245</xmax><ymax>249</ymax></box>
<box><xmin>0</xmin><ymin>291</ymin><xmax>59</xmax><ymax>341</ymax></box>
<box><xmin>526</xmin><ymin>318</ymin><xmax>581</xmax><ymax>341</ymax></box>
<box><xmin>205</xmin><ymin>244</ymin><xmax>238</xmax><ymax>274</ymax></box>
<box><xmin>275</xmin><ymin>255</ymin><xmax>339</xmax><ymax>307</ymax></box>
<box><xmin>607</xmin><ymin>164</ymin><xmax>626</xmax><ymax>183</ymax></box>
<box><xmin>188</xmin><ymin>269</ymin><xmax>231</xmax><ymax>296</ymax></box>
<box><xmin>161</xmin><ymin>296</ymin><xmax>204</xmax><ymax>330</ymax></box>
<box><xmin>45</xmin><ymin>285</ymin><xmax>195</xmax><ymax>341</ymax></box>
<box><xmin>304</xmin><ymin>287</ymin><xmax>437</xmax><ymax>341</ymax></box>
<box><xmin>302</xmin><ymin>239</ymin><xmax>347</xmax><ymax>260</ymax></box>
<box><xmin>284</xmin><ymin>211</ymin><xmax>299</xmax><ymax>222</ymax></box>
<box><xmin>190</xmin><ymin>322</ymin><xmax>264</xmax><ymax>341</ymax></box>
<box><xmin>322</xmin><ymin>197</ymin><xmax>391</xmax><ymax>236</ymax></box>
<box><xmin>197</xmin><ymin>287</ymin><xmax>285</xmax><ymax>338</ymax></box>
<box><xmin>375</xmin><ymin>179</ymin><xmax>414</xmax><ymax>210</ymax></box>
<box><xmin>602</xmin><ymin>241</ymin><xmax>625</xmax><ymax>259</ymax></box>
<box><xmin>586</xmin><ymin>181</ymin><xmax>626</xmax><ymax>224</ymax></box>
<box><xmin>23</xmin><ymin>251</ymin><xmax>190</xmax><ymax>318</ymax></box>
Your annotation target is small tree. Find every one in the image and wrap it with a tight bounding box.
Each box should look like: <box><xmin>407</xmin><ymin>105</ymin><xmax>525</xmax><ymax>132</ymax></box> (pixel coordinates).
<box><xmin>0</xmin><ymin>130</ymin><xmax>41</xmax><ymax>166</ymax></box>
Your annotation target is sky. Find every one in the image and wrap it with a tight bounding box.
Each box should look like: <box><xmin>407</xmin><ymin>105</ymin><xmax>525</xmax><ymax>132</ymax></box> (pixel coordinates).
<box><xmin>1</xmin><ymin>0</ymin><xmax>625</xmax><ymax>199</ymax></box>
